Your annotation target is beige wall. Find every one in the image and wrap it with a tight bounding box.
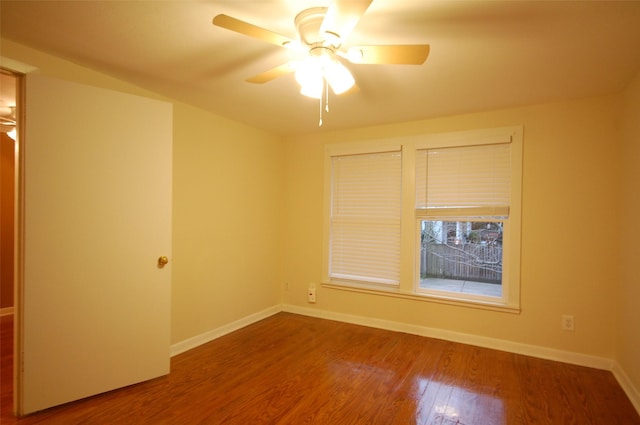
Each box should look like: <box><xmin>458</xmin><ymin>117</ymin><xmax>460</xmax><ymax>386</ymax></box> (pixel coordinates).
<box><xmin>171</xmin><ymin>103</ymin><xmax>284</xmax><ymax>343</ymax></box>
<box><xmin>1</xmin><ymin>39</ymin><xmax>285</xmax><ymax>345</ymax></box>
<box><xmin>618</xmin><ymin>71</ymin><xmax>640</xmax><ymax>393</ymax></box>
<box><xmin>283</xmin><ymin>95</ymin><xmax>620</xmax><ymax>359</ymax></box>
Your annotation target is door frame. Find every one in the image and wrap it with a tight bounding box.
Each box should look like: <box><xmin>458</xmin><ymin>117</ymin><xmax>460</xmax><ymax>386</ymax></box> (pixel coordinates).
<box><xmin>0</xmin><ymin>63</ymin><xmax>27</xmax><ymax>417</ymax></box>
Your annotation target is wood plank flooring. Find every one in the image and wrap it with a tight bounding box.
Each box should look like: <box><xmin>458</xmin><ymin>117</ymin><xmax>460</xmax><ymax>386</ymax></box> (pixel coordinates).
<box><xmin>1</xmin><ymin>312</ymin><xmax>639</xmax><ymax>424</ymax></box>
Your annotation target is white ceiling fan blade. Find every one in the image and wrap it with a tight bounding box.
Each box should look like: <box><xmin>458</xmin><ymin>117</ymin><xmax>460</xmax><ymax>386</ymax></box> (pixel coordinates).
<box><xmin>320</xmin><ymin>0</ymin><xmax>373</xmax><ymax>45</ymax></box>
<box><xmin>347</xmin><ymin>44</ymin><xmax>430</xmax><ymax>65</ymax></box>
<box><xmin>246</xmin><ymin>63</ymin><xmax>294</xmax><ymax>84</ymax></box>
<box><xmin>213</xmin><ymin>14</ymin><xmax>295</xmax><ymax>48</ymax></box>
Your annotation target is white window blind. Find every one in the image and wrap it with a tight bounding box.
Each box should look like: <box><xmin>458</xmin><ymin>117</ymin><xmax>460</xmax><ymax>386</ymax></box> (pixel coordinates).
<box><xmin>416</xmin><ymin>143</ymin><xmax>511</xmax><ymax>217</ymax></box>
<box><xmin>330</xmin><ymin>150</ymin><xmax>402</xmax><ymax>285</ymax></box>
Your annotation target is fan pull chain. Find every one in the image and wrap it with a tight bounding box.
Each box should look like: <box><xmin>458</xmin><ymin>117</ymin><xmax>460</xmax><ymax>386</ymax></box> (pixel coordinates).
<box><xmin>318</xmin><ymin>78</ymin><xmax>330</xmax><ymax>127</ymax></box>
<box><xmin>318</xmin><ymin>93</ymin><xmax>323</xmax><ymax>127</ymax></box>
<box><xmin>325</xmin><ymin>78</ymin><xmax>330</xmax><ymax>113</ymax></box>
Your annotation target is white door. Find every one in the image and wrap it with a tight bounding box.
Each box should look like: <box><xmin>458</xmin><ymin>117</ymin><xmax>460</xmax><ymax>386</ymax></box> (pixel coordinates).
<box><xmin>18</xmin><ymin>74</ymin><xmax>172</xmax><ymax>415</ymax></box>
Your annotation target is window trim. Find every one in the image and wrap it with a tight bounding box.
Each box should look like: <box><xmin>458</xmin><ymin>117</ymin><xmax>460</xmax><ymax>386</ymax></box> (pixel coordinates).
<box><xmin>322</xmin><ymin>126</ymin><xmax>522</xmax><ymax>313</ymax></box>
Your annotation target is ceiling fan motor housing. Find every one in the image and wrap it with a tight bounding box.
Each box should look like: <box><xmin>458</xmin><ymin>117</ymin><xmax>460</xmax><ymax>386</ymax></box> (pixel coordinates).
<box><xmin>295</xmin><ymin>7</ymin><xmax>331</xmax><ymax>46</ymax></box>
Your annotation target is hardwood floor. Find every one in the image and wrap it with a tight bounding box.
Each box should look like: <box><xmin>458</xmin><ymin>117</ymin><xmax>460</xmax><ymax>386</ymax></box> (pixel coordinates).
<box><xmin>1</xmin><ymin>312</ymin><xmax>639</xmax><ymax>424</ymax></box>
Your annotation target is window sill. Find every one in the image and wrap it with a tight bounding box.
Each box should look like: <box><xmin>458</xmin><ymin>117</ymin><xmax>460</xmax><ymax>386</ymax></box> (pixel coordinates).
<box><xmin>322</xmin><ymin>281</ymin><xmax>521</xmax><ymax>314</ymax></box>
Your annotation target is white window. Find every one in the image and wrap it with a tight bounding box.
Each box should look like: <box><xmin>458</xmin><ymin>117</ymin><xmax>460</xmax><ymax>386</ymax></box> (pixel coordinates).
<box><xmin>327</xmin><ymin>148</ymin><xmax>402</xmax><ymax>286</ymax></box>
<box><xmin>323</xmin><ymin>127</ymin><xmax>522</xmax><ymax>311</ymax></box>
<box><xmin>415</xmin><ymin>141</ymin><xmax>514</xmax><ymax>304</ymax></box>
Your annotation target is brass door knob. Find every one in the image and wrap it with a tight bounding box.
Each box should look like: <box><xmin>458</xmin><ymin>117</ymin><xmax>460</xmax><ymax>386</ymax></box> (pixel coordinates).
<box><xmin>158</xmin><ymin>256</ymin><xmax>169</xmax><ymax>267</ymax></box>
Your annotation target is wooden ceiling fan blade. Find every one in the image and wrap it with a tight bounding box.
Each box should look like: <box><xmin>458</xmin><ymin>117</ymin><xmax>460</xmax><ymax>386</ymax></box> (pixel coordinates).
<box><xmin>246</xmin><ymin>63</ymin><xmax>293</xmax><ymax>84</ymax></box>
<box><xmin>320</xmin><ymin>0</ymin><xmax>373</xmax><ymax>44</ymax></box>
<box><xmin>349</xmin><ymin>44</ymin><xmax>430</xmax><ymax>65</ymax></box>
<box><xmin>213</xmin><ymin>14</ymin><xmax>294</xmax><ymax>47</ymax></box>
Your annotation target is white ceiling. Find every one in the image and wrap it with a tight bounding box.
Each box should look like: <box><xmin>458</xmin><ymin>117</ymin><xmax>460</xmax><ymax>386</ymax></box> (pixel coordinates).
<box><xmin>1</xmin><ymin>0</ymin><xmax>640</xmax><ymax>136</ymax></box>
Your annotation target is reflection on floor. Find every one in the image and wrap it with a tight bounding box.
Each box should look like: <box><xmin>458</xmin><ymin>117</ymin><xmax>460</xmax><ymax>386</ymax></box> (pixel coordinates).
<box><xmin>420</xmin><ymin>278</ymin><xmax>502</xmax><ymax>297</ymax></box>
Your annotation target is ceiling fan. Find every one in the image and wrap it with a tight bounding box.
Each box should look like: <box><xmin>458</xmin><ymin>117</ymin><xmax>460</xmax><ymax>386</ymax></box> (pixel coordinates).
<box><xmin>212</xmin><ymin>0</ymin><xmax>430</xmax><ymax>124</ymax></box>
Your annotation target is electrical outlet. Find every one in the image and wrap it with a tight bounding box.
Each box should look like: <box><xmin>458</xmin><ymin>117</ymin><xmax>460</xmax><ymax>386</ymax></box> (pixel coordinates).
<box><xmin>308</xmin><ymin>283</ymin><xmax>316</xmax><ymax>303</ymax></box>
<box><xmin>562</xmin><ymin>314</ymin><xmax>575</xmax><ymax>331</ymax></box>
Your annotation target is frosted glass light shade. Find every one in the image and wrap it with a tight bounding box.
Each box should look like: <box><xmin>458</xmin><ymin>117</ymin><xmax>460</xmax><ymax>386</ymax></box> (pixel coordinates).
<box><xmin>326</xmin><ymin>61</ymin><xmax>354</xmax><ymax>94</ymax></box>
<box><xmin>300</xmin><ymin>78</ymin><xmax>324</xmax><ymax>98</ymax></box>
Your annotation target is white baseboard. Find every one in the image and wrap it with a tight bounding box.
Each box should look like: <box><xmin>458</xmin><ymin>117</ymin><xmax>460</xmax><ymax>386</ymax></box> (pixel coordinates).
<box><xmin>0</xmin><ymin>307</ymin><xmax>14</xmax><ymax>317</ymax></box>
<box><xmin>281</xmin><ymin>304</ymin><xmax>614</xmax><ymax>370</ymax></box>
<box><xmin>612</xmin><ymin>361</ymin><xmax>640</xmax><ymax>415</ymax></box>
<box><xmin>170</xmin><ymin>305</ymin><xmax>281</xmax><ymax>357</ymax></box>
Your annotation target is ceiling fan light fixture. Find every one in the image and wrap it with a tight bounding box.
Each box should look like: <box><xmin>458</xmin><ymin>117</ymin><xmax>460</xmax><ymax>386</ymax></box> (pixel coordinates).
<box><xmin>300</xmin><ymin>80</ymin><xmax>324</xmax><ymax>99</ymax></box>
<box><xmin>294</xmin><ymin>53</ymin><xmax>354</xmax><ymax>98</ymax></box>
<box><xmin>325</xmin><ymin>60</ymin><xmax>354</xmax><ymax>94</ymax></box>
<box><xmin>295</xmin><ymin>58</ymin><xmax>324</xmax><ymax>98</ymax></box>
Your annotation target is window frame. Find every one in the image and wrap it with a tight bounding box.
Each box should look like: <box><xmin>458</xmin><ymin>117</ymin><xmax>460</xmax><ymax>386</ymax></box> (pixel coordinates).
<box><xmin>322</xmin><ymin>127</ymin><xmax>522</xmax><ymax>313</ymax></box>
